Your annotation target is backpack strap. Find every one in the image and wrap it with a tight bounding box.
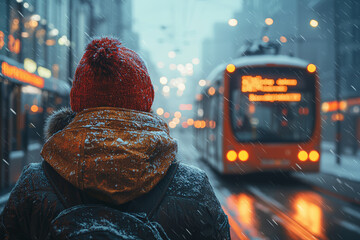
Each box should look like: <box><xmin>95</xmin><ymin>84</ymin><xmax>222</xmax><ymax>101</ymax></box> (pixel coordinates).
<box><xmin>42</xmin><ymin>161</ymin><xmax>71</xmax><ymax>209</ymax></box>
<box><xmin>145</xmin><ymin>161</ymin><xmax>179</xmax><ymax>218</ymax></box>
<box><xmin>43</xmin><ymin>160</ymin><xmax>179</xmax><ymax>219</ymax></box>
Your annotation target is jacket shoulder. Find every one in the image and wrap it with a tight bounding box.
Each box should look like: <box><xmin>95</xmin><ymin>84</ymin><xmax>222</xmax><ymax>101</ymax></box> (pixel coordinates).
<box><xmin>168</xmin><ymin>162</ymin><xmax>207</xmax><ymax>197</ymax></box>
<box><xmin>0</xmin><ymin>163</ymin><xmax>54</xmax><ymax>239</ymax></box>
<box><xmin>12</xmin><ymin>162</ymin><xmax>49</xmax><ymax>194</ymax></box>
<box><xmin>156</xmin><ymin>162</ymin><xmax>231</xmax><ymax>239</ymax></box>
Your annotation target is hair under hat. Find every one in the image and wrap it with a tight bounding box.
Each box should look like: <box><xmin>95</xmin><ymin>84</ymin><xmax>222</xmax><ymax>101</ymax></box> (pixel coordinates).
<box><xmin>70</xmin><ymin>37</ymin><xmax>154</xmax><ymax>112</ymax></box>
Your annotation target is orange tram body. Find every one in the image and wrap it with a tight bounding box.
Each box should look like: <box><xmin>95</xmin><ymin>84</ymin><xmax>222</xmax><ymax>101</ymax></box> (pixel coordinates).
<box><xmin>194</xmin><ymin>55</ymin><xmax>321</xmax><ymax>174</ymax></box>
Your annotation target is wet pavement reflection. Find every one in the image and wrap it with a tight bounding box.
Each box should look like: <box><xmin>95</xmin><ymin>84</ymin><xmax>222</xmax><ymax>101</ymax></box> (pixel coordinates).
<box><xmin>220</xmin><ymin>177</ymin><xmax>360</xmax><ymax>240</ymax></box>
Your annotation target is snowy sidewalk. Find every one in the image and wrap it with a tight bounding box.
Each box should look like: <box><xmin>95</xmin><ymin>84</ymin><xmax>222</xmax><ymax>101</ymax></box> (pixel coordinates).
<box><xmin>320</xmin><ymin>141</ymin><xmax>360</xmax><ymax>182</ymax></box>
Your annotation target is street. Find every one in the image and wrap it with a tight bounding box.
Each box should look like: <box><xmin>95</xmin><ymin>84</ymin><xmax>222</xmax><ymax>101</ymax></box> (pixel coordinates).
<box><xmin>173</xmin><ymin>130</ymin><xmax>360</xmax><ymax>240</ymax></box>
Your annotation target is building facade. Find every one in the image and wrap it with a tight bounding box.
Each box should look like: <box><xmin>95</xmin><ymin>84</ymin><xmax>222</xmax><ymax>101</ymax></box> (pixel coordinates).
<box><xmin>0</xmin><ymin>0</ymin><xmax>136</xmax><ymax>190</ymax></box>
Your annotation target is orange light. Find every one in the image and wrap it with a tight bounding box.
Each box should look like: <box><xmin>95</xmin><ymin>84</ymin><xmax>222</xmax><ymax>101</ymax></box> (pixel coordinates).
<box><xmin>28</xmin><ymin>20</ymin><xmax>38</xmax><ymax>28</ymax></box>
<box><xmin>262</xmin><ymin>36</ymin><xmax>269</xmax><ymax>42</ymax></box>
<box><xmin>174</xmin><ymin>111</ymin><xmax>181</xmax><ymax>118</ymax></box>
<box><xmin>238</xmin><ymin>150</ymin><xmax>249</xmax><ymax>161</ymax></box>
<box><xmin>309</xmin><ymin>150</ymin><xmax>320</xmax><ymax>162</ymax></box>
<box><xmin>31</xmin><ymin>105</ymin><xmax>39</xmax><ymax>113</ymax></box>
<box><xmin>46</xmin><ymin>39</ymin><xmax>56</xmax><ymax>46</ymax></box>
<box><xmin>280</xmin><ymin>36</ymin><xmax>287</xmax><ymax>43</ymax></box>
<box><xmin>1</xmin><ymin>62</ymin><xmax>44</xmax><ymax>88</ymax></box>
<box><xmin>265</xmin><ymin>18</ymin><xmax>274</xmax><ymax>25</ymax></box>
<box><xmin>307</xmin><ymin>64</ymin><xmax>316</xmax><ymax>73</ymax></box>
<box><xmin>249</xmin><ymin>103</ymin><xmax>255</xmax><ymax>114</ymax></box>
<box><xmin>226</xmin><ymin>64</ymin><xmax>236</xmax><ymax>73</ymax></box>
<box><xmin>181</xmin><ymin>122</ymin><xmax>188</xmax><ymax>128</ymax></box>
<box><xmin>8</xmin><ymin>35</ymin><xmax>20</xmax><ymax>54</ymax></box>
<box><xmin>281</xmin><ymin>120</ymin><xmax>288</xmax><ymax>126</ymax></box>
<box><xmin>339</xmin><ymin>101</ymin><xmax>347</xmax><ymax>111</ymax></box>
<box><xmin>299</xmin><ymin>107</ymin><xmax>309</xmax><ymax>115</ymax></box>
<box><xmin>298</xmin><ymin>151</ymin><xmax>308</xmax><ymax>161</ymax></box>
<box><xmin>164</xmin><ymin>112</ymin><xmax>170</xmax><ymax>118</ymax></box>
<box><xmin>179</xmin><ymin>104</ymin><xmax>192</xmax><ymax>110</ymax></box>
<box><xmin>226</xmin><ymin>150</ymin><xmax>237</xmax><ymax>162</ymax></box>
<box><xmin>208</xmin><ymin>87</ymin><xmax>216</xmax><ymax>96</ymax></box>
<box><xmin>196</xmin><ymin>94</ymin><xmax>203</xmax><ymax>101</ymax></box>
<box><xmin>187</xmin><ymin>118</ymin><xmax>194</xmax><ymax>126</ymax></box>
<box><xmin>200</xmin><ymin>120</ymin><xmax>206</xmax><ymax>128</ymax></box>
<box><xmin>331</xmin><ymin>113</ymin><xmax>344</xmax><ymax>121</ymax></box>
<box><xmin>322</xmin><ymin>101</ymin><xmax>339</xmax><ymax>112</ymax></box>
<box><xmin>249</xmin><ymin>93</ymin><xmax>301</xmax><ymax>102</ymax></box>
<box><xmin>0</xmin><ymin>31</ymin><xmax>4</xmax><ymax>49</ymax></box>
<box><xmin>194</xmin><ymin>120</ymin><xmax>202</xmax><ymax>128</ymax></box>
<box><xmin>293</xmin><ymin>193</ymin><xmax>323</xmax><ymax>237</ymax></box>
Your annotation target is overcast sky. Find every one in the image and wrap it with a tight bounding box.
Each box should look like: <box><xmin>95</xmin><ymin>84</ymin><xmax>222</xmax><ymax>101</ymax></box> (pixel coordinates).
<box><xmin>133</xmin><ymin>0</ymin><xmax>242</xmax><ymax>67</ymax></box>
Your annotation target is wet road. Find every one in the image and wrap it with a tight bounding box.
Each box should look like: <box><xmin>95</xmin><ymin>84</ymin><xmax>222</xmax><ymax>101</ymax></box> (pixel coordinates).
<box><xmin>173</xmin><ymin>130</ymin><xmax>360</xmax><ymax>240</ymax></box>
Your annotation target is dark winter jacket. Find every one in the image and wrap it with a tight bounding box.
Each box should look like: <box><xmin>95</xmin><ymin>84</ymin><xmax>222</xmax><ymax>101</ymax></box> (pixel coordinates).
<box><xmin>0</xmin><ymin>107</ymin><xmax>230</xmax><ymax>240</ymax></box>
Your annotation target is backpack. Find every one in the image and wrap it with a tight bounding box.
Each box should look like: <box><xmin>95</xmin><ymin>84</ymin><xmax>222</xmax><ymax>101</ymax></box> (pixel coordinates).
<box><xmin>43</xmin><ymin>161</ymin><xmax>178</xmax><ymax>240</ymax></box>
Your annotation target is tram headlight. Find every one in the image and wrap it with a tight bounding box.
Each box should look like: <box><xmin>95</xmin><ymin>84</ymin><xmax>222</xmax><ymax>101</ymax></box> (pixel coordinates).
<box><xmin>226</xmin><ymin>150</ymin><xmax>237</xmax><ymax>162</ymax></box>
<box><xmin>309</xmin><ymin>150</ymin><xmax>320</xmax><ymax>162</ymax></box>
<box><xmin>238</xmin><ymin>150</ymin><xmax>249</xmax><ymax>162</ymax></box>
<box><xmin>298</xmin><ymin>150</ymin><xmax>308</xmax><ymax>161</ymax></box>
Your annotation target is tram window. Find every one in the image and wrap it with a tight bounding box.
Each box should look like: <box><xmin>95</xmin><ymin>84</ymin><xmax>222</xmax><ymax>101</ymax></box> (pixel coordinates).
<box><xmin>229</xmin><ymin>67</ymin><xmax>316</xmax><ymax>143</ymax></box>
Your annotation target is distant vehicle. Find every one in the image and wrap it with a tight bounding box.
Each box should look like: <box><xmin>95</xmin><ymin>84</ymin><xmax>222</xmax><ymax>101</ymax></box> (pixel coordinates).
<box><xmin>0</xmin><ymin>55</ymin><xmax>70</xmax><ymax>190</ymax></box>
<box><xmin>194</xmin><ymin>54</ymin><xmax>321</xmax><ymax>174</ymax></box>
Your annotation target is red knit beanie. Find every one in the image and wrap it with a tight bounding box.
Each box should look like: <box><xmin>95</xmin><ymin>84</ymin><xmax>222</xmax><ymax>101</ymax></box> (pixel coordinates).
<box><xmin>70</xmin><ymin>37</ymin><xmax>154</xmax><ymax>112</ymax></box>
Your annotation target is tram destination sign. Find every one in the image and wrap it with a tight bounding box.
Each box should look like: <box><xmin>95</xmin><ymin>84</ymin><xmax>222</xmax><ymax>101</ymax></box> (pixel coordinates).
<box><xmin>240</xmin><ymin>75</ymin><xmax>301</xmax><ymax>102</ymax></box>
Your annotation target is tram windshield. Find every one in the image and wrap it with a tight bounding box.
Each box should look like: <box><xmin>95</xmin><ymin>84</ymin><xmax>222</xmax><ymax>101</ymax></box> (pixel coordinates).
<box><xmin>229</xmin><ymin>66</ymin><xmax>316</xmax><ymax>143</ymax></box>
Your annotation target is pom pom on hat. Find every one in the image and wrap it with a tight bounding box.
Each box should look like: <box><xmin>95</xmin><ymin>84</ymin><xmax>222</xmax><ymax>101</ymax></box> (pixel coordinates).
<box><xmin>70</xmin><ymin>37</ymin><xmax>154</xmax><ymax>113</ymax></box>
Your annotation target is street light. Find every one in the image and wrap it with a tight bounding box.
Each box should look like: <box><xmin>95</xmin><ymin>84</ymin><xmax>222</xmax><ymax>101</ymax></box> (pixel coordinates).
<box><xmin>280</xmin><ymin>36</ymin><xmax>287</xmax><ymax>43</ymax></box>
<box><xmin>310</xmin><ymin>19</ymin><xmax>319</xmax><ymax>28</ymax></box>
<box><xmin>228</xmin><ymin>19</ymin><xmax>238</xmax><ymax>27</ymax></box>
<box><xmin>262</xmin><ymin>36</ymin><xmax>270</xmax><ymax>43</ymax></box>
<box><xmin>198</xmin><ymin>79</ymin><xmax>206</xmax><ymax>87</ymax></box>
<box><xmin>265</xmin><ymin>18</ymin><xmax>274</xmax><ymax>26</ymax></box>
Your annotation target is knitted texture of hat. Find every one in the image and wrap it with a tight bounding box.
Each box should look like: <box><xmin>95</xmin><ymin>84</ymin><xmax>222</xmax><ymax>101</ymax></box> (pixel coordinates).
<box><xmin>70</xmin><ymin>37</ymin><xmax>154</xmax><ymax>112</ymax></box>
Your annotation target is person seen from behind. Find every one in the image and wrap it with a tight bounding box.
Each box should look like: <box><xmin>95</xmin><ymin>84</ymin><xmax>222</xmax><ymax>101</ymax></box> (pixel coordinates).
<box><xmin>0</xmin><ymin>37</ymin><xmax>230</xmax><ymax>240</ymax></box>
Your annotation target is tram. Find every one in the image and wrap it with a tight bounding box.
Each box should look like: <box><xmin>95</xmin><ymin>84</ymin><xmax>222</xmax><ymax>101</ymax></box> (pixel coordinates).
<box><xmin>0</xmin><ymin>55</ymin><xmax>70</xmax><ymax>190</ymax></box>
<box><xmin>194</xmin><ymin>54</ymin><xmax>321</xmax><ymax>174</ymax></box>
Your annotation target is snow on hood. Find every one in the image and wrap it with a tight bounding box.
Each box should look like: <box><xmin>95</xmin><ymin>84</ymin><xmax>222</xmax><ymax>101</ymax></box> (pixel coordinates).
<box><xmin>41</xmin><ymin>107</ymin><xmax>177</xmax><ymax>205</ymax></box>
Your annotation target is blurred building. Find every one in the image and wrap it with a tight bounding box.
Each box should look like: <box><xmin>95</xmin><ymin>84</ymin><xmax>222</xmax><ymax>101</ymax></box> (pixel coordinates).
<box><xmin>0</xmin><ymin>0</ymin><xmax>138</xmax><ymax>189</ymax></box>
<box><xmin>310</xmin><ymin>0</ymin><xmax>360</xmax><ymax>154</ymax></box>
<box><xmin>0</xmin><ymin>0</ymin><xmax>137</xmax><ymax>84</ymax></box>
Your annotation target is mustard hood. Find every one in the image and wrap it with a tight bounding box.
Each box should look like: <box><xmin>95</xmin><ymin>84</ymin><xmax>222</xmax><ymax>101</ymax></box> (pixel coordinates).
<box><xmin>41</xmin><ymin>107</ymin><xmax>177</xmax><ymax>205</ymax></box>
